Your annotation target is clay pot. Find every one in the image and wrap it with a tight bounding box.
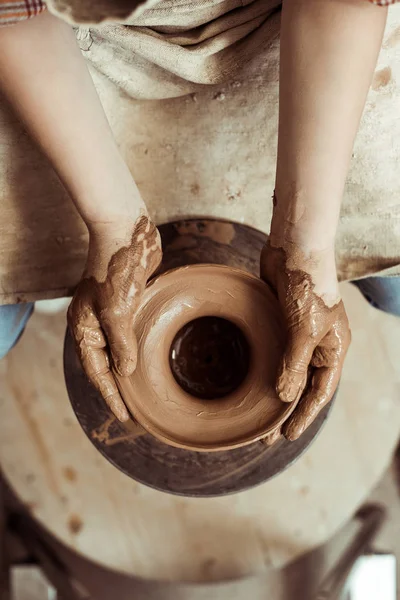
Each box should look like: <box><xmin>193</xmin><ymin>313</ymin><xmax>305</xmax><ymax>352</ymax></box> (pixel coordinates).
<box><xmin>115</xmin><ymin>264</ymin><xmax>297</xmax><ymax>452</ymax></box>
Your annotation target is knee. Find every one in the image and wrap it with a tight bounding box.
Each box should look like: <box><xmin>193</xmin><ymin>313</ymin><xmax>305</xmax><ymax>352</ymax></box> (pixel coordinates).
<box><xmin>0</xmin><ymin>303</ymin><xmax>34</xmax><ymax>359</ymax></box>
<box><xmin>353</xmin><ymin>277</ymin><xmax>400</xmax><ymax>317</ymax></box>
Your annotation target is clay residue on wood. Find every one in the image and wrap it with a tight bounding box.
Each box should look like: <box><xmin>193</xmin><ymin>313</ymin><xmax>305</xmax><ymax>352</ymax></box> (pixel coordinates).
<box><xmin>91</xmin><ymin>415</ymin><xmax>145</xmax><ymax>447</ymax></box>
<box><xmin>384</xmin><ymin>26</ymin><xmax>400</xmax><ymax>49</ymax></box>
<box><xmin>63</xmin><ymin>466</ymin><xmax>77</xmax><ymax>482</ymax></box>
<box><xmin>68</xmin><ymin>514</ymin><xmax>83</xmax><ymax>535</ymax></box>
<box><xmin>372</xmin><ymin>67</ymin><xmax>392</xmax><ymax>91</ymax></box>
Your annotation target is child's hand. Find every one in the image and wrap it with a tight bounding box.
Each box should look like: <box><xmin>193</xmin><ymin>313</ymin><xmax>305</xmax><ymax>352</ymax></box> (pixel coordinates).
<box><xmin>260</xmin><ymin>240</ymin><xmax>351</xmax><ymax>441</ymax></box>
<box><xmin>67</xmin><ymin>214</ymin><xmax>162</xmax><ymax>422</ymax></box>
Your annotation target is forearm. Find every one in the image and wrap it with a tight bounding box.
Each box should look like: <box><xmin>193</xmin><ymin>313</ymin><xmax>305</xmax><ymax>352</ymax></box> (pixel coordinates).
<box><xmin>0</xmin><ymin>11</ymin><xmax>145</xmax><ymax>233</ymax></box>
<box><xmin>272</xmin><ymin>0</ymin><xmax>387</xmax><ymax>252</ymax></box>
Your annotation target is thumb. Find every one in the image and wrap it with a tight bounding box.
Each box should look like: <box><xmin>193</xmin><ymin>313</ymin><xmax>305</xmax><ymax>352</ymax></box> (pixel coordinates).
<box><xmin>102</xmin><ymin>315</ymin><xmax>138</xmax><ymax>377</ymax></box>
<box><xmin>276</xmin><ymin>331</ymin><xmax>316</xmax><ymax>404</ymax></box>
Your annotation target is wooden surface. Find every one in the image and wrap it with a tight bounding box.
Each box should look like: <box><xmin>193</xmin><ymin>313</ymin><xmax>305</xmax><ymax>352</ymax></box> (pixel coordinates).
<box><xmin>0</xmin><ymin>284</ymin><xmax>399</xmax><ymax>583</ymax></box>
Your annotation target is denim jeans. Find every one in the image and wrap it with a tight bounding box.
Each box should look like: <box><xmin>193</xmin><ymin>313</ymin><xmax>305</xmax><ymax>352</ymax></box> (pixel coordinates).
<box><xmin>0</xmin><ymin>302</ymin><xmax>34</xmax><ymax>359</ymax></box>
<box><xmin>0</xmin><ymin>276</ymin><xmax>399</xmax><ymax>359</ymax></box>
<box><xmin>351</xmin><ymin>276</ymin><xmax>400</xmax><ymax>318</ymax></box>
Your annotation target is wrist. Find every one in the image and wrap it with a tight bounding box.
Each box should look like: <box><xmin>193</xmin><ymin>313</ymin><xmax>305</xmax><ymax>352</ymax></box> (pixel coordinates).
<box><xmin>87</xmin><ymin>214</ymin><xmax>149</xmax><ymax>243</ymax></box>
<box><xmin>78</xmin><ymin>176</ymin><xmax>147</xmax><ymax>234</ymax></box>
<box><xmin>85</xmin><ymin>213</ymin><xmax>161</xmax><ymax>281</ymax></box>
<box><xmin>263</xmin><ymin>239</ymin><xmax>339</xmax><ymax>307</ymax></box>
<box><xmin>270</xmin><ymin>188</ymin><xmax>338</xmax><ymax>253</ymax></box>
<box><xmin>269</xmin><ymin>227</ymin><xmax>336</xmax><ymax>256</ymax></box>
<box><xmin>270</xmin><ymin>211</ymin><xmax>336</xmax><ymax>254</ymax></box>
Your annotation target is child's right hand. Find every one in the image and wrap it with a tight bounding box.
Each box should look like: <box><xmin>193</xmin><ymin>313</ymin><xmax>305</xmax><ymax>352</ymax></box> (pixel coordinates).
<box><xmin>260</xmin><ymin>240</ymin><xmax>351</xmax><ymax>442</ymax></box>
<box><xmin>67</xmin><ymin>214</ymin><xmax>162</xmax><ymax>422</ymax></box>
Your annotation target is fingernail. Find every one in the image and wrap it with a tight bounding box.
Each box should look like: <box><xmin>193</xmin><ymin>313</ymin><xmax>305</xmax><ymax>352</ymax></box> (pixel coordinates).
<box><xmin>116</xmin><ymin>357</ymin><xmax>137</xmax><ymax>377</ymax></box>
<box><xmin>278</xmin><ymin>391</ymin><xmax>292</xmax><ymax>403</ymax></box>
<box><xmin>284</xmin><ymin>420</ymin><xmax>305</xmax><ymax>442</ymax></box>
<box><xmin>117</xmin><ymin>406</ymin><xmax>130</xmax><ymax>422</ymax></box>
<box><xmin>277</xmin><ymin>381</ymin><xmax>298</xmax><ymax>403</ymax></box>
<box><xmin>285</xmin><ymin>426</ymin><xmax>302</xmax><ymax>442</ymax></box>
<box><xmin>277</xmin><ymin>372</ymin><xmax>307</xmax><ymax>404</ymax></box>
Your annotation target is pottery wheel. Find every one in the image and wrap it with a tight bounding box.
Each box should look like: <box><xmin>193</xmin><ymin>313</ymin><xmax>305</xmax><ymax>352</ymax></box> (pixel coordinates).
<box><xmin>64</xmin><ymin>219</ymin><xmax>333</xmax><ymax>497</ymax></box>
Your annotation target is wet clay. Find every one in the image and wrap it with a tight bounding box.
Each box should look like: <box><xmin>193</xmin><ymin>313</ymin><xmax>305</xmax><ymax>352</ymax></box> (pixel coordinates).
<box><xmin>260</xmin><ymin>241</ymin><xmax>351</xmax><ymax>441</ymax></box>
<box><xmin>67</xmin><ymin>213</ymin><xmax>162</xmax><ymax>422</ymax></box>
<box><xmin>169</xmin><ymin>316</ymin><xmax>250</xmax><ymax>400</ymax></box>
<box><xmin>115</xmin><ymin>264</ymin><xmax>298</xmax><ymax>452</ymax></box>
<box><xmin>64</xmin><ymin>220</ymin><xmax>337</xmax><ymax>494</ymax></box>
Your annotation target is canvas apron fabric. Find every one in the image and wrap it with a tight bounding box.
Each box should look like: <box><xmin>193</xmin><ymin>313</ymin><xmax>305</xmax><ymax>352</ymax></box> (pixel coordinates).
<box><xmin>72</xmin><ymin>0</ymin><xmax>282</xmax><ymax>99</ymax></box>
<box><xmin>1</xmin><ymin>0</ymin><xmax>400</xmax><ymax>304</ymax></box>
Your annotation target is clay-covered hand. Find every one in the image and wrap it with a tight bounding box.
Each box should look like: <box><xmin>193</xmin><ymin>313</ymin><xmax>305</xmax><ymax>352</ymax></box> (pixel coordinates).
<box><xmin>67</xmin><ymin>214</ymin><xmax>162</xmax><ymax>422</ymax></box>
<box><xmin>260</xmin><ymin>241</ymin><xmax>351</xmax><ymax>441</ymax></box>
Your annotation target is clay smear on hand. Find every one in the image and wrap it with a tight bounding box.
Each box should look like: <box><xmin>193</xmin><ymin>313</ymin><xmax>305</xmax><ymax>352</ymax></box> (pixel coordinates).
<box><xmin>261</xmin><ymin>241</ymin><xmax>351</xmax><ymax>441</ymax></box>
<box><xmin>68</xmin><ymin>214</ymin><xmax>162</xmax><ymax>422</ymax></box>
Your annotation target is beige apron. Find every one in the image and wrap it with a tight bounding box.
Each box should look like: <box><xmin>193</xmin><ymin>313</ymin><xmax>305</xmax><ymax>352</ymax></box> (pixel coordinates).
<box><xmin>1</xmin><ymin>0</ymin><xmax>399</xmax><ymax>304</ymax></box>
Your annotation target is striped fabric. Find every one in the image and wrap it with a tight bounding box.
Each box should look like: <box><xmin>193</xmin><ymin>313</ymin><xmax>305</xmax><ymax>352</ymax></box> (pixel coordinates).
<box><xmin>0</xmin><ymin>0</ymin><xmax>46</xmax><ymax>26</ymax></box>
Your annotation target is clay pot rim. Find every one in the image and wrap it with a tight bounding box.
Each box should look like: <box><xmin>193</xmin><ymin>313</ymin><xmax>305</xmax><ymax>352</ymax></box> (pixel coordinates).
<box><xmin>117</xmin><ymin>264</ymin><xmax>298</xmax><ymax>452</ymax></box>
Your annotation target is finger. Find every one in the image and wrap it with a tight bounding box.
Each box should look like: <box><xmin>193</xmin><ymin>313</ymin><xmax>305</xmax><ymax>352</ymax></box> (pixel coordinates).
<box><xmin>311</xmin><ymin>325</ymin><xmax>351</xmax><ymax>369</ymax></box>
<box><xmin>80</xmin><ymin>344</ymin><xmax>130</xmax><ymax>423</ymax></box>
<box><xmin>283</xmin><ymin>363</ymin><xmax>340</xmax><ymax>441</ymax></box>
<box><xmin>101</xmin><ymin>314</ymin><xmax>138</xmax><ymax>377</ymax></box>
<box><xmin>70</xmin><ymin>314</ymin><xmax>130</xmax><ymax>422</ymax></box>
<box><xmin>276</xmin><ymin>334</ymin><xmax>316</xmax><ymax>404</ymax></box>
<box><xmin>68</xmin><ymin>300</ymin><xmax>130</xmax><ymax>421</ymax></box>
<box><xmin>261</xmin><ymin>426</ymin><xmax>282</xmax><ymax>447</ymax></box>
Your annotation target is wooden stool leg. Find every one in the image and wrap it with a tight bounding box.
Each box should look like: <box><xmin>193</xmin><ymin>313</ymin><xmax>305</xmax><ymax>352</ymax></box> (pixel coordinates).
<box><xmin>8</xmin><ymin>514</ymin><xmax>90</xmax><ymax>599</ymax></box>
<box><xmin>0</xmin><ymin>480</ymin><xmax>10</xmax><ymax>600</ymax></box>
<box><xmin>315</xmin><ymin>504</ymin><xmax>386</xmax><ymax>599</ymax></box>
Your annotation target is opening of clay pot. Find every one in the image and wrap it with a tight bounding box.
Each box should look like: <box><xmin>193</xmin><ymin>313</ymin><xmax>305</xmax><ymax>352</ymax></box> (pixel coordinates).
<box><xmin>113</xmin><ymin>264</ymin><xmax>296</xmax><ymax>452</ymax></box>
<box><xmin>169</xmin><ymin>316</ymin><xmax>251</xmax><ymax>400</ymax></box>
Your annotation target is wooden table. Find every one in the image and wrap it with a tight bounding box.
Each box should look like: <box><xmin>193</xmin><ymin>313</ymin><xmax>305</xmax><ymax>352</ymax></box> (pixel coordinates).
<box><xmin>0</xmin><ymin>283</ymin><xmax>399</xmax><ymax>583</ymax></box>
